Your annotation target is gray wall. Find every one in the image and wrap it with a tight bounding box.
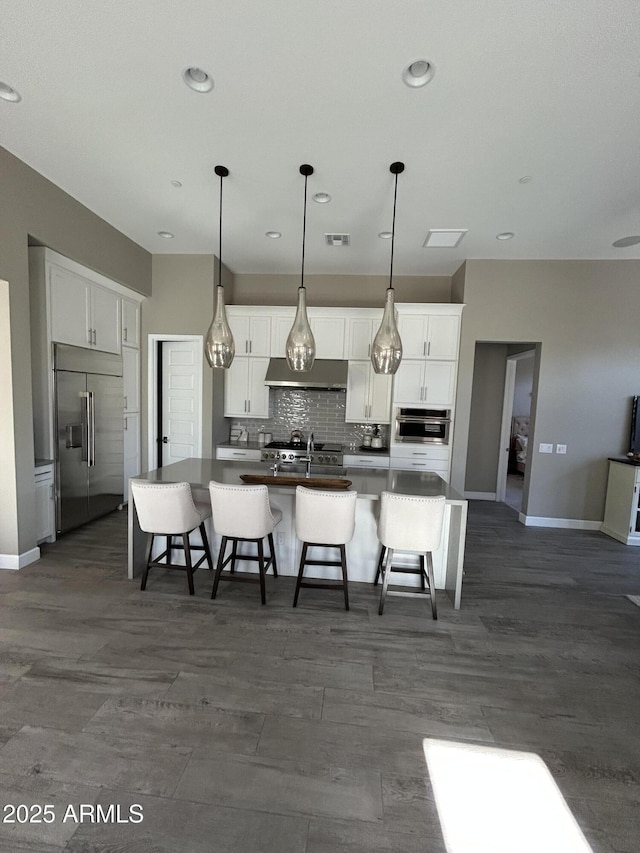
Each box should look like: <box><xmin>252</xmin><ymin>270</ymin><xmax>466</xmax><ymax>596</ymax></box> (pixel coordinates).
<box><xmin>142</xmin><ymin>255</ymin><xmax>232</xmax><ymax>467</ymax></box>
<box><xmin>451</xmin><ymin>259</ymin><xmax>640</xmax><ymax>521</ymax></box>
<box><xmin>0</xmin><ymin>146</ymin><xmax>151</xmax><ymax>558</ymax></box>
<box><xmin>232</xmin><ymin>274</ymin><xmax>452</xmax><ymax>306</ymax></box>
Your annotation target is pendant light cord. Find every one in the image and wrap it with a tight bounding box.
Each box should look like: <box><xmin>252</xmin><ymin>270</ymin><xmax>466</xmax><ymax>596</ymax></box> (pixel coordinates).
<box><xmin>218</xmin><ymin>171</ymin><xmax>223</xmax><ymax>291</ymax></box>
<box><xmin>389</xmin><ymin>170</ymin><xmax>399</xmax><ymax>291</ymax></box>
<box><xmin>301</xmin><ymin>171</ymin><xmax>308</xmax><ymax>290</ymax></box>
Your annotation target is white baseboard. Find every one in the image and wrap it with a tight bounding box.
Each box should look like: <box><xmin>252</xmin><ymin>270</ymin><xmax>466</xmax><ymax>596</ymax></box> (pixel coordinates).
<box><xmin>465</xmin><ymin>491</ymin><xmax>497</xmax><ymax>501</ymax></box>
<box><xmin>518</xmin><ymin>514</ymin><xmax>602</xmax><ymax>530</ymax></box>
<box><xmin>0</xmin><ymin>547</ymin><xmax>41</xmax><ymax>570</ymax></box>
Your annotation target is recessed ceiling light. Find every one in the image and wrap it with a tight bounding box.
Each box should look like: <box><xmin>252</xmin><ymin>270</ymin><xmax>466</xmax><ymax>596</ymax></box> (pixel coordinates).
<box><xmin>378</xmin><ymin>231</ymin><xmax>392</xmax><ymax>239</ymax></box>
<box><xmin>613</xmin><ymin>235</ymin><xmax>640</xmax><ymax>248</ymax></box>
<box><xmin>182</xmin><ymin>67</ymin><xmax>214</xmax><ymax>93</ymax></box>
<box><xmin>423</xmin><ymin>229</ymin><xmax>467</xmax><ymax>248</ymax></box>
<box><xmin>170</xmin><ymin>180</ymin><xmax>183</xmax><ymax>188</ymax></box>
<box><xmin>402</xmin><ymin>59</ymin><xmax>435</xmax><ymax>88</ymax></box>
<box><xmin>265</xmin><ymin>231</ymin><xmax>282</xmax><ymax>239</ymax></box>
<box><xmin>0</xmin><ymin>82</ymin><xmax>21</xmax><ymax>103</ymax></box>
<box><xmin>157</xmin><ymin>231</ymin><xmax>174</xmax><ymax>239</ymax></box>
<box><xmin>496</xmin><ymin>232</ymin><xmax>515</xmax><ymax>240</ymax></box>
<box><xmin>313</xmin><ymin>192</ymin><xmax>331</xmax><ymax>204</ymax></box>
<box><xmin>519</xmin><ymin>176</ymin><xmax>533</xmax><ymax>184</ymax></box>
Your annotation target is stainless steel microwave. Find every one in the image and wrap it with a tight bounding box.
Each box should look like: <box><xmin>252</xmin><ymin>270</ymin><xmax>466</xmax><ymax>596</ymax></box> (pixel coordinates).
<box><xmin>394</xmin><ymin>407</ymin><xmax>451</xmax><ymax>444</ymax></box>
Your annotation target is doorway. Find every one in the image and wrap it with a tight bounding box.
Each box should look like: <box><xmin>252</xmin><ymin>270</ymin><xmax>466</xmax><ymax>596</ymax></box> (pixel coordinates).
<box><xmin>147</xmin><ymin>335</ymin><xmax>203</xmax><ymax>470</ymax></box>
<box><xmin>496</xmin><ymin>349</ymin><xmax>535</xmax><ymax>511</ymax></box>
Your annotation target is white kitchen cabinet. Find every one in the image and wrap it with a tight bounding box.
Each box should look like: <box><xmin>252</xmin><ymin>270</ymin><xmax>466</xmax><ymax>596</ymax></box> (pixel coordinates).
<box><xmin>228</xmin><ymin>313</ymin><xmax>272</xmax><ymax>357</ymax></box>
<box><xmin>224</xmin><ymin>356</ymin><xmax>270</xmax><ymax>418</ymax></box>
<box><xmin>398</xmin><ymin>313</ymin><xmax>460</xmax><ymax>360</ymax></box>
<box><xmin>49</xmin><ymin>264</ymin><xmax>121</xmax><ymax>353</ymax></box>
<box><xmin>346</xmin><ymin>318</ymin><xmax>377</xmax><ymax>360</ymax></box>
<box><xmin>345</xmin><ymin>361</ymin><xmax>392</xmax><ymax>424</ymax></box>
<box><xmin>34</xmin><ymin>465</ymin><xmax>55</xmax><ymax>544</ymax></box>
<box><xmin>393</xmin><ymin>359</ymin><xmax>456</xmax><ymax>406</ymax></box>
<box><xmin>123</xmin><ymin>347</ymin><xmax>140</xmax><ymax>413</ymax></box>
<box><xmin>121</xmin><ymin>297</ymin><xmax>140</xmax><ymax>348</ymax></box>
<box><xmin>344</xmin><ymin>453</ymin><xmax>390</xmax><ymax>469</ymax></box>
<box><xmin>216</xmin><ymin>446</ymin><xmax>262</xmax><ymax>461</ymax></box>
<box><xmin>271</xmin><ymin>310</ymin><xmax>345</xmax><ymax>359</ymax></box>
<box><xmin>602</xmin><ymin>459</ymin><xmax>640</xmax><ymax>545</ymax></box>
<box><xmin>389</xmin><ymin>444</ymin><xmax>450</xmax><ymax>477</ymax></box>
<box><xmin>124</xmin><ymin>412</ymin><xmax>141</xmax><ymax>484</ymax></box>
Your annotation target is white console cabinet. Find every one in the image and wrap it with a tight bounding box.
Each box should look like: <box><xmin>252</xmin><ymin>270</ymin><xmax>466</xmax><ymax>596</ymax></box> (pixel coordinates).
<box><xmin>602</xmin><ymin>459</ymin><xmax>640</xmax><ymax>545</ymax></box>
<box><xmin>34</xmin><ymin>464</ymin><xmax>55</xmax><ymax>544</ymax></box>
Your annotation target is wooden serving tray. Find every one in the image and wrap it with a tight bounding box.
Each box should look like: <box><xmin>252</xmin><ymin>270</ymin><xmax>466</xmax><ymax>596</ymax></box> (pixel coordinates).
<box><xmin>240</xmin><ymin>474</ymin><xmax>352</xmax><ymax>490</ymax></box>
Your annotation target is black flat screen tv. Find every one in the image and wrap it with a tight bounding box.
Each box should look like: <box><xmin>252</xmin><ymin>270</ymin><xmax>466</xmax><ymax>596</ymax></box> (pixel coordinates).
<box><xmin>630</xmin><ymin>396</ymin><xmax>640</xmax><ymax>454</ymax></box>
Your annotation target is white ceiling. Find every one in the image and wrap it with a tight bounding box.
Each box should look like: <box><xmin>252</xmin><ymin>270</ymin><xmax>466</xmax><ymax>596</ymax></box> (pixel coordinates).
<box><xmin>3</xmin><ymin>0</ymin><xmax>640</xmax><ymax>276</ymax></box>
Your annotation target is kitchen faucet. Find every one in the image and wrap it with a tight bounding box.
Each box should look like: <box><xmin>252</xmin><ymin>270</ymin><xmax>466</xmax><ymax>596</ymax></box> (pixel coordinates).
<box><xmin>307</xmin><ymin>431</ymin><xmax>314</xmax><ymax>453</ymax></box>
<box><xmin>299</xmin><ymin>431</ymin><xmax>314</xmax><ymax>478</ymax></box>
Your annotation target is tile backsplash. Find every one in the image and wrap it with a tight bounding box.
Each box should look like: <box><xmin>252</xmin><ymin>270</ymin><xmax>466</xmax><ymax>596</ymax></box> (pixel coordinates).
<box><xmin>229</xmin><ymin>388</ymin><xmax>389</xmax><ymax>449</ymax></box>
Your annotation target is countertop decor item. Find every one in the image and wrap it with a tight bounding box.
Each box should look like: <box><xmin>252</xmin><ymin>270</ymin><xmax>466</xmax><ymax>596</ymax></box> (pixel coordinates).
<box><xmin>204</xmin><ymin>165</ymin><xmax>235</xmax><ymax>369</ymax></box>
<box><xmin>240</xmin><ymin>474</ymin><xmax>351</xmax><ymax>490</ymax></box>
<box><xmin>286</xmin><ymin>164</ymin><xmax>316</xmax><ymax>372</ymax></box>
<box><xmin>371</xmin><ymin>162</ymin><xmax>404</xmax><ymax>376</ymax></box>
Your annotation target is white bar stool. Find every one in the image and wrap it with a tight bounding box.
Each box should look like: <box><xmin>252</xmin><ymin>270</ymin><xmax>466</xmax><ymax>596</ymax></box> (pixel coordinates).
<box><xmin>208</xmin><ymin>481</ymin><xmax>281</xmax><ymax>605</ymax></box>
<box><xmin>130</xmin><ymin>481</ymin><xmax>213</xmax><ymax>595</ymax></box>
<box><xmin>293</xmin><ymin>486</ymin><xmax>357</xmax><ymax>611</ymax></box>
<box><xmin>375</xmin><ymin>491</ymin><xmax>446</xmax><ymax>619</ymax></box>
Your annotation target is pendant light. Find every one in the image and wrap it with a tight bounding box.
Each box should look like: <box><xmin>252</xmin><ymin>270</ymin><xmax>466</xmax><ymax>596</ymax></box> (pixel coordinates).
<box><xmin>371</xmin><ymin>162</ymin><xmax>404</xmax><ymax>375</ymax></box>
<box><xmin>205</xmin><ymin>165</ymin><xmax>235</xmax><ymax>369</ymax></box>
<box><xmin>286</xmin><ymin>164</ymin><xmax>316</xmax><ymax>372</ymax></box>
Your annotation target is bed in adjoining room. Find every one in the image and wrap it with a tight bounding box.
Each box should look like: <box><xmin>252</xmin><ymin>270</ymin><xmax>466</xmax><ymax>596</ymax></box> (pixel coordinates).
<box><xmin>509</xmin><ymin>415</ymin><xmax>529</xmax><ymax>475</ymax></box>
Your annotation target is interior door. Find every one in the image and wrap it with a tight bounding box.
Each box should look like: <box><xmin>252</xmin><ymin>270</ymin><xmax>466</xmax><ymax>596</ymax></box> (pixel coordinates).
<box><xmin>87</xmin><ymin>372</ymin><xmax>124</xmax><ymax>520</ymax></box>
<box><xmin>55</xmin><ymin>370</ymin><xmax>89</xmax><ymax>533</ymax></box>
<box><xmin>161</xmin><ymin>340</ymin><xmax>202</xmax><ymax>463</ymax></box>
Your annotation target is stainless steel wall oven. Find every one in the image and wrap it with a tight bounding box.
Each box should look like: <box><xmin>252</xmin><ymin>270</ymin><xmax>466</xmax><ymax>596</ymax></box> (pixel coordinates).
<box><xmin>394</xmin><ymin>407</ymin><xmax>451</xmax><ymax>444</ymax></box>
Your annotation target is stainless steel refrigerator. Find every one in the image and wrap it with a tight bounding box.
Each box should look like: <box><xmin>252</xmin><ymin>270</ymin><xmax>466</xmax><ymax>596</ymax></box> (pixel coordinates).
<box><xmin>54</xmin><ymin>344</ymin><xmax>124</xmax><ymax>535</ymax></box>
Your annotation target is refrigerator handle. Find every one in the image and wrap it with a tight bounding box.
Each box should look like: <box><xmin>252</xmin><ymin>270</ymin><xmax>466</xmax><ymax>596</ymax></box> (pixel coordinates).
<box><xmin>88</xmin><ymin>391</ymin><xmax>96</xmax><ymax>468</ymax></box>
<box><xmin>80</xmin><ymin>391</ymin><xmax>90</xmax><ymax>464</ymax></box>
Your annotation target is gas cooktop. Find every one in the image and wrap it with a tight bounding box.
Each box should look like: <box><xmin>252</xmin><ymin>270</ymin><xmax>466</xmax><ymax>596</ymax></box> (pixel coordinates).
<box><xmin>264</xmin><ymin>441</ymin><xmax>342</xmax><ymax>452</ymax></box>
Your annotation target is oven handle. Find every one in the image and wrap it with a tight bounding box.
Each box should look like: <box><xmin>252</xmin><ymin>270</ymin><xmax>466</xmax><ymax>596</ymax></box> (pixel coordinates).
<box><xmin>396</xmin><ymin>416</ymin><xmax>451</xmax><ymax>424</ymax></box>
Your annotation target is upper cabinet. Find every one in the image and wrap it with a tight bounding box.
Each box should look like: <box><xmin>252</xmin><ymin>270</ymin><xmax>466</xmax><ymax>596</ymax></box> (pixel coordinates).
<box><xmin>270</xmin><ymin>309</ymin><xmax>346</xmax><ymax>359</ymax></box>
<box><xmin>398</xmin><ymin>312</ymin><xmax>460</xmax><ymax>360</ymax></box>
<box><xmin>228</xmin><ymin>312</ymin><xmax>272</xmax><ymax>357</ymax></box>
<box><xmin>49</xmin><ymin>265</ymin><xmax>120</xmax><ymax>353</ymax></box>
<box><xmin>346</xmin><ymin>317</ymin><xmax>378</xmax><ymax>360</ymax></box>
<box><xmin>121</xmin><ymin>297</ymin><xmax>140</xmax><ymax>348</ymax></box>
<box><xmin>345</xmin><ymin>361</ymin><xmax>392</xmax><ymax>423</ymax></box>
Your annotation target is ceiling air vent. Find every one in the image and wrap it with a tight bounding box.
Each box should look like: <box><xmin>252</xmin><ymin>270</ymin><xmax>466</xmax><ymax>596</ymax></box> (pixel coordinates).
<box><xmin>324</xmin><ymin>233</ymin><xmax>351</xmax><ymax>246</ymax></box>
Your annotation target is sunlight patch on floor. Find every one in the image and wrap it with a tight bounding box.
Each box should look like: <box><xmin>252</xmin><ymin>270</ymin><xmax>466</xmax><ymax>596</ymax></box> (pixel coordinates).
<box><xmin>423</xmin><ymin>738</ymin><xmax>593</xmax><ymax>853</ymax></box>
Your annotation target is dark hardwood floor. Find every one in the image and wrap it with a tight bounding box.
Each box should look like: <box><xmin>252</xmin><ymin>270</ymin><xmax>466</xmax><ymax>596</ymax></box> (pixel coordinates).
<box><xmin>0</xmin><ymin>501</ymin><xmax>638</xmax><ymax>851</ymax></box>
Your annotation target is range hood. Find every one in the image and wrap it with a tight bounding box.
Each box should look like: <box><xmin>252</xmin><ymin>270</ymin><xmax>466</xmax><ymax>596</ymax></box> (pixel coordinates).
<box><xmin>264</xmin><ymin>358</ymin><xmax>348</xmax><ymax>390</ymax></box>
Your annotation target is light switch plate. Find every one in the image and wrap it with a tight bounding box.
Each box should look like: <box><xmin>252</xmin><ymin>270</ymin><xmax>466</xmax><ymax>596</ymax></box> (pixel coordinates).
<box><xmin>539</xmin><ymin>443</ymin><xmax>553</xmax><ymax>454</ymax></box>
<box><xmin>556</xmin><ymin>444</ymin><xmax>567</xmax><ymax>454</ymax></box>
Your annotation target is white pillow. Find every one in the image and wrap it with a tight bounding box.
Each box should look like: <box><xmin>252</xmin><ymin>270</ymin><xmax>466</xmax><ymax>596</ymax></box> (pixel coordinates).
<box><xmin>516</xmin><ymin>434</ymin><xmax>528</xmax><ymax>450</ymax></box>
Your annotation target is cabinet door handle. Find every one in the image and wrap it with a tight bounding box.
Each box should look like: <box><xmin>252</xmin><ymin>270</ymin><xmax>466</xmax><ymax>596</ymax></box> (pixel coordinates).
<box><xmin>423</xmin><ymin>341</ymin><xmax>426</xmax><ymax>356</ymax></box>
<box><xmin>93</xmin><ymin>329</ymin><xmax>97</xmax><ymax>345</ymax></box>
<box><xmin>367</xmin><ymin>343</ymin><xmax>371</xmax><ymax>357</ymax></box>
<box><xmin>88</xmin><ymin>328</ymin><xmax>93</xmax><ymax>345</ymax></box>
<box><xmin>124</xmin><ymin>416</ymin><xmax>128</xmax><ymax>431</ymax></box>
<box><xmin>232</xmin><ymin>452</ymin><xmax>246</xmax><ymax>456</ymax></box>
<box><xmin>248</xmin><ymin>399</ymin><xmax>251</xmax><ymax>413</ymax></box>
<box><xmin>419</xmin><ymin>386</ymin><xmax>423</xmax><ymax>401</ymax></box>
<box><xmin>423</xmin><ymin>386</ymin><xmax>427</xmax><ymax>401</ymax></box>
<box><xmin>249</xmin><ymin>340</ymin><xmax>252</xmax><ymax>354</ymax></box>
<box><xmin>124</xmin><ymin>396</ymin><xmax>128</xmax><ymax>410</ymax></box>
<box><xmin>245</xmin><ymin>340</ymin><xmax>249</xmax><ymax>354</ymax></box>
<box><xmin>124</xmin><ymin>327</ymin><xmax>128</xmax><ymax>342</ymax></box>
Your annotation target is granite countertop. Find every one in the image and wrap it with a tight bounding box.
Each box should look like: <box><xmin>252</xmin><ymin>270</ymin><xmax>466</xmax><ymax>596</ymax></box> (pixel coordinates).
<box><xmin>136</xmin><ymin>458</ymin><xmax>465</xmax><ymax>502</ymax></box>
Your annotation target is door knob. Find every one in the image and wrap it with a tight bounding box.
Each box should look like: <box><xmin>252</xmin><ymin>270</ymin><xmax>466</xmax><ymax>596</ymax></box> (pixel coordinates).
<box><xmin>162</xmin><ymin>436</ymin><xmax>169</xmax><ymax>444</ymax></box>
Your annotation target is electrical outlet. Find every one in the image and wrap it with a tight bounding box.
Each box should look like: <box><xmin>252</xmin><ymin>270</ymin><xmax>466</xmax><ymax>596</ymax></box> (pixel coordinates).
<box><xmin>556</xmin><ymin>444</ymin><xmax>567</xmax><ymax>454</ymax></box>
<box><xmin>539</xmin><ymin>443</ymin><xmax>553</xmax><ymax>454</ymax></box>
<box><xmin>277</xmin><ymin>532</ymin><xmax>286</xmax><ymax>546</ymax></box>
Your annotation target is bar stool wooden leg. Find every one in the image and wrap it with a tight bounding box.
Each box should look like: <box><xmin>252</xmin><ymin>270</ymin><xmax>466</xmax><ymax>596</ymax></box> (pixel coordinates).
<box><xmin>374</xmin><ymin>545</ymin><xmax>386</xmax><ymax>585</ymax></box>
<box><xmin>340</xmin><ymin>544</ymin><xmax>350</xmax><ymax>611</ymax></box>
<box><xmin>268</xmin><ymin>533</ymin><xmax>278</xmax><ymax>576</ymax></box>
<box><xmin>378</xmin><ymin>547</ymin><xmax>394</xmax><ymax>615</ymax></box>
<box><xmin>257</xmin><ymin>538</ymin><xmax>266</xmax><ymax>605</ymax></box>
<box><xmin>166</xmin><ymin>535</ymin><xmax>172</xmax><ymax>567</ymax></box>
<box><xmin>141</xmin><ymin>533</ymin><xmax>154</xmax><ymax>590</ymax></box>
<box><xmin>419</xmin><ymin>555</ymin><xmax>427</xmax><ymax>590</ymax></box>
<box><xmin>200</xmin><ymin>523</ymin><xmax>213</xmax><ymax>570</ymax></box>
<box><xmin>426</xmin><ymin>551</ymin><xmax>437</xmax><ymax>620</ymax></box>
<box><xmin>211</xmin><ymin>536</ymin><xmax>228</xmax><ymax>599</ymax></box>
<box><xmin>229</xmin><ymin>539</ymin><xmax>238</xmax><ymax>573</ymax></box>
<box><xmin>183</xmin><ymin>533</ymin><xmax>195</xmax><ymax>595</ymax></box>
<box><xmin>293</xmin><ymin>542</ymin><xmax>308</xmax><ymax>607</ymax></box>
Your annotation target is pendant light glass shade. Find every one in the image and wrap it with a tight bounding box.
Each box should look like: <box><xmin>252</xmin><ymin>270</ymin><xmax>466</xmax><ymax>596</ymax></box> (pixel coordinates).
<box><xmin>372</xmin><ymin>161</ymin><xmax>404</xmax><ymax>375</ymax></box>
<box><xmin>204</xmin><ymin>165</ymin><xmax>235</xmax><ymax>369</ymax></box>
<box><xmin>205</xmin><ymin>285</ymin><xmax>235</xmax><ymax>368</ymax></box>
<box><xmin>286</xmin><ymin>164</ymin><xmax>316</xmax><ymax>372</ymax></box>
<box><xmin>286</xmin><ymin>286</ymin><xmax>315</xmax><ymax>371</ymax></box>
<box><xmin>371</xmin><ymin>287</ymin><xmax>402</xmax><ymax>374</ymax></box>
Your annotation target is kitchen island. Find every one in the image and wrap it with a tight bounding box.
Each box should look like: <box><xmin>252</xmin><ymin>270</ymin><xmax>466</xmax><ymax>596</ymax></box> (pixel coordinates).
<box><xmin>128</xmin><ymin>459</ymin><xmax>468</xmax><ymax>608</ymax></box>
